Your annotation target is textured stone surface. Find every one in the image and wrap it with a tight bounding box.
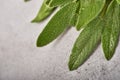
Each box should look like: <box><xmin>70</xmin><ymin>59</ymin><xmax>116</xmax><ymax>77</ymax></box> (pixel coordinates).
<box><xmin>0</xmin><ymin>0</ymin><xmax>120</xmax><ymax>80</ymax></box>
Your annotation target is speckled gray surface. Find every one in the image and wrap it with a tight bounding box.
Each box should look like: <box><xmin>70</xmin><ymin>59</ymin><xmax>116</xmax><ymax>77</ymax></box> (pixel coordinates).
<box><xmin>0</xmin><ymin>0</ymin><xmax>120</xmax><ymax>80</ymax></box>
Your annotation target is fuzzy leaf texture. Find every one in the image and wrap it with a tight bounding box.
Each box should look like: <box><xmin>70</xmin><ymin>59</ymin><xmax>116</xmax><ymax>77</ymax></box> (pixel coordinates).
<box><xmin>32</xmin><ymin>0</ymin><xmax>55</xmax><ymax>22</ymax></box>
<box><xmin>76</xmin><ymin>0</ymin><xmax>105</xmax><ymax>30</ymax></box>
<box><xmin>37</xmin><ymin>2</ymin><xmax>78</xmax><ymax>47</ymax></box>
<box><xmin>102</xmin><ymin>1</ymin><xmax>120</xmax><ymax>60</ymax></box>
<box><xmin>69</xmin><ymin>18</ymin><xmax>104</xmax><ymax>70</ymax></box>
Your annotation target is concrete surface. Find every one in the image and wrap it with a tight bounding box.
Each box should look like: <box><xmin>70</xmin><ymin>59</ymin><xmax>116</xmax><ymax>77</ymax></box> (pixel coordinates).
<box><xmin>0</xmin><ymin>0</ymin><xmax>120</xmax><ymax>80</ymax></box>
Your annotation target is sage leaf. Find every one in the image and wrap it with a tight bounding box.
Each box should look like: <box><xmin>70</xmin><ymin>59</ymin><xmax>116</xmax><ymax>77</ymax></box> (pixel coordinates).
<box><xmin>76</xmin><ymin>0</ymin><xmax>105</xmax><ymax>30</ymax></box>
<box><xmin>69</xmin><ymin>18</ymin><xmax>104</xmax><ymax>71</ymax></box>
<box><xmin>70</xmin><ymin>1</ymin><xmax>80</xmax><ymax>26</ymax></box>
<box><xmin>48</xmin><ymin>0</ymin><xmax>74</xmax><ymax>7</ymax></box>
<box><xmin>37</xmin><ymin>2</ymin><xmax>78</xmax><ymax>47</ymax></box>
<box><xmin>70</xmin><ymin>13</ymin><xmax>79</xmax><ymax>26</ymax></box>
<box><xmin>101</xmin><ymin>1</ymin><xmax>120</xmax><ymax>60</ymax></box>
<box><xmin>32</xmin><ymin>0</ymin><xmax>55</xmax><ymax>23</ymax></box>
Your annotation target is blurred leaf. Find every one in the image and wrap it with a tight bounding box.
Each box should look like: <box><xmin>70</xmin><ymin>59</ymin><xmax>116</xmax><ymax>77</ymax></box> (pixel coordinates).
<box><xmin>24</xmin><ymin>0</ymin><xmax>30</xmax><ymax>2</ymax></box>
<box><xmin>116</xmin><ymin>0</ymin><xmax>120</xmax><ymax>4</ymax></box>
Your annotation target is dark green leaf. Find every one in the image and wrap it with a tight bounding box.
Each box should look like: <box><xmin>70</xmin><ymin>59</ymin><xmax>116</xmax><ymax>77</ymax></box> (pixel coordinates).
<box><xmin>69</xmin><ymin>1</ymin><xmax>80</xmax><ymax>26</ymax></box>
<box><xmin>101</xmin><ymin>1</ymin><xmax>120</xmax><ymax>60</ymax></box>
<box><xmin>69</xmin><ymin>18</ymin><xmax>104</xmax><ymax>71</ymax></box>
<box><xmin>76</xmin><ymin>0</ymin><xmax>105</xmax><ymax>30</ymax></box>
<box><xmin>32</xmin><ymin>0</ymin><xmax>55</xmax><ymax>23</ymax></box>
<box><xmin>37</xmin><ymin>2</ymin><xmax>78</xmax><ymax>47</ymax></box>
<box><xmin>70</xmin><ymin>13</ymin><xmax>79</xmax><ymax>26</ymax></box>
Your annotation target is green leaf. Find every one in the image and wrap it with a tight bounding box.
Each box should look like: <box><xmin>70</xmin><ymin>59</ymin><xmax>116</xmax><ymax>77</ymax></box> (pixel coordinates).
<box><xmin>32</xmin><ymin>0</ymin><xmax>55</xmax><ymax>23</ymax></box>
<box><xmin>69</xmin><ymin>18</ymin><xmax>104</xmax><ymax>71</ymax></box>
<box><xmin>76</xmin><ymin>0</ymin><xmax>105</xmax><ymax>30</ymax></box>
<box><xmin>37</xmin><ymin>2</ymin><xmax>78</xmax><ymax>47</ymax></box>
<box><xmin>70</xmin><ymin>13</ymin><xmax>79</xmax><ymax>26</ymax></box>
<box><xmin>99</xmin><ymin>0</ymin><xmax>112</xmax><ymax>18</ymax></box>
<box><xmin>116</xmin><ymin>0</ymin><xmax>120</xmax><ymax>4</ymax></box>
<box><xmin>69</xmin><ymin>1</ymin><xmax>80</xmax><ymax>26</ymax></box>
<box><xmin>48</xmin><ymin>0</ymin><xmax>74</xmax><ymax>7</ymax></box>
<box><xmin>101</xmin><ymin>1</ymin><xmax>120</xmax><ymax>60</ymax></box>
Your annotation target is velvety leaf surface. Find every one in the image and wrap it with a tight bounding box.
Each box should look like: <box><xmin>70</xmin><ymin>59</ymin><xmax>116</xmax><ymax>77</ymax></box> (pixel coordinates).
<box><xmin>76</xmin><ymin>0</ymin><xmax>105</xmax><ymax>30</ymax></box>
<box><xmin>69</xmin><ymin>17</ymin><xmax>104</xmax><ymax>71</ymax></box>
<box><xmin>32</xmin><ymin>0</ymin><xmax>55</xmax><ymax>23</ymax></box>
<box><xmin>102</xmin><ymin>1</ymin><xmax>120</xmax><ymax>60</ymax></box>
<box><xmin>37</xmin><ymin>2</ymin><xmax>78</xmax><ymax>47</ymax></box>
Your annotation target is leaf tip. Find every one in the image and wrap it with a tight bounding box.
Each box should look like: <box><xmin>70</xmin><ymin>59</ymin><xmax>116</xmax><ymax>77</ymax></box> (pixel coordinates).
<box><xmin>105</xmin><ymin>55</ymin><xmax>113</xmax><ymax>61</ymax></box>
<box><xmin>36</xmin><ymin>43</ymin><xmax>41</xmax><ymax>47</ymax></box>
<box><xmin>68</xmin><ymin>66</ymin><xmax>76</xmax><ymax>71</ymax></box>
<box><xmin>31</xmin><ymin>19</ymin><xmax>36</xmax><ymax>23</ymax></box>
<box><xmin>31</xmin><ymin>18</ymin><xmax>42</xmax><ymax>23</ymax></box>
<box><xmin>36</xmin><ymin>38</ymin><xmax>44</xmax><ymax>47</ymax></box>
<box><xmin>103</xmin><ymin>50</ymin><xmax>115</xmax><ymax>61</ymax></box>
<box><xmin>68</xmin><ymin>60</ymin><xmax>77</xmax><ymax>71</ymax></box>
<box><xmin>36</xmin><ymin>40</ymin><xmax>44</xmax><ymax>47</ymax></box>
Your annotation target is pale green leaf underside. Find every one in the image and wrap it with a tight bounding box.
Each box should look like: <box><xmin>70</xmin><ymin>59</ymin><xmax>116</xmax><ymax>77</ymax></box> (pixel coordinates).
<box><xmin>32</xmin><ymin>0</ymin><xmax>55</xmax><ymax>23</ymax></box>
<box><xmin>37</xmin><ymin>2</ymin><xmax>78</xmax><ymax>47</ymax></box>
<box><xmin>102</xmin><ymin>1</ymin><xmax>120</xmax><ymax>60</ymax></box>
<box><xmin>69</xmin><ymin>18</ymin><xmax>104</xmax><ymax>70</ymax></box>
<box><xmin>76</xmin><ymin>0</ymin><xmax>105</xmax><ymax>30</ymax></box>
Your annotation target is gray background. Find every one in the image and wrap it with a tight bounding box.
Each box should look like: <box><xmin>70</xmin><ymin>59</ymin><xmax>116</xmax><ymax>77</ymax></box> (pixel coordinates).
<box><xmin>0</xmin><ymin>0</ymin><xmax>120</xmax><ymax>80</ymax></box>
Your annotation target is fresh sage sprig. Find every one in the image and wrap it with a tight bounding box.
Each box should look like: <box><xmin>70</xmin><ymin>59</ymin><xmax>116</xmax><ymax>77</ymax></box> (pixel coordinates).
<box><xmin>30</xmin><ymin>0</ymin><xmax>120</xmax><ymax>71</ymax></box>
